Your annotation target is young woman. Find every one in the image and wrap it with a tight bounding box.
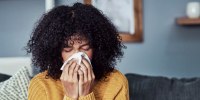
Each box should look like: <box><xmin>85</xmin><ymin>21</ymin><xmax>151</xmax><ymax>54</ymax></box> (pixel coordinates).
<box><xmin>27</xmin><ymin>2</ymin><xmax>129</xmax><ymax>100</ymax></box>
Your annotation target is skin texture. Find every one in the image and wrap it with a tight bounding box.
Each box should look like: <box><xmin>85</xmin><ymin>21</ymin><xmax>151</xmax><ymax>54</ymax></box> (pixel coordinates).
<box><xmin>60</xmin><ymin>37</ymin><xmax>95</xmax><ymax>99</ymax></box>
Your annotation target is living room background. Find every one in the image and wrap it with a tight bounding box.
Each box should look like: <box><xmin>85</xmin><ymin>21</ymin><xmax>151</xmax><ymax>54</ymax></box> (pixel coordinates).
<box><xmin>0</xmin><ymin>0</ymin><xmax>200</xmax><ymax>78</ymax></box>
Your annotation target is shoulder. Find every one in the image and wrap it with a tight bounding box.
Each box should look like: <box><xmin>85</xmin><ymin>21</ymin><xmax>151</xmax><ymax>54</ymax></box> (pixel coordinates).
<box><xmin>28</xmin><ymin>71</ymin><xmax>53</xmax><ymax>99</ymax></box>
<box><xmin>29</xmin><ymin>71</ymin><xmax>56</xmax><ymax>88</ymax></box>
<box><xmin>95</xmin><ymin>69</ymin><xmax>129</xmax><ymax>97</ymax></box>
<box><xmin>28</xmin><ymin>71</ymin><xmax>57</xmax><ymax>94</ymax></box>
<box><xmin>106</xmin><ymin>69</ymin><xmax>129</xmax><ymax>99</ymax></box>
<box><xmin>108</xmin><ymin>69</ymin><xmax>128</xmax><ymax>82</ymax></box>
<box><xmin>103</xmin><ymin>69</ymin><xmax>128</xmax><ymax>87</ymax></box>
<box><xmin>30</xmin><ymin>71</ymin><xmax>48</xmax><ymax>83</ymax></box>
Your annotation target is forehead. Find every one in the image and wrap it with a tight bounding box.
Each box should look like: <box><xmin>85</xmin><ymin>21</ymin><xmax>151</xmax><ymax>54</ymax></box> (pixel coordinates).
<box><xmin>66</xmin><ymin>35</ymin><xmax>89</xmax><ymax>46</ymax></box>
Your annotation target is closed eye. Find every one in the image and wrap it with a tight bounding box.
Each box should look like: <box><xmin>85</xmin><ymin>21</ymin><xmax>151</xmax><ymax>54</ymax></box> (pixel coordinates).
<box><xmin>81</xmin><ymin>45</ymin><xmax>91</xmax><ymax>51</ymax></box>
<box><xmin>63</xmin><ymin>47</ymin><xmax>73</xmax><ymax>52</ymax></box>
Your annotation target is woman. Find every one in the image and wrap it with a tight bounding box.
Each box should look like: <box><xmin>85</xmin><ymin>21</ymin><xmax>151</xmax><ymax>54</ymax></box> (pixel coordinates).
<box><xmin>27</xmin><ymin>2</ymin><xmax>129</xmax><ymax>100</ymax></box>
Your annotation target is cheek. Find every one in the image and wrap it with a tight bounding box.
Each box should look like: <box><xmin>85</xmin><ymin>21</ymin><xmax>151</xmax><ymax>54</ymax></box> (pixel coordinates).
<box><xmin>61</xmin><ymin>51</ymin><xmax>71</xmax><ymax>62</ymax></box>
<box><xmin>85</xmin><ymin>50</ymin><xmax>93</xmax><ymax>60</ymax></box>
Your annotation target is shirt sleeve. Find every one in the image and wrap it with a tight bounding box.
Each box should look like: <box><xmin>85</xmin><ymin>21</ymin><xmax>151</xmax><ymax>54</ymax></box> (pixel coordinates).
<box><xmin>79</xmin><ymin>92</ymin><xmax>96</xmax><ymax>100</ymax></box>
<box><xmin>63</xmin><ymin>95</ymin><xmax>78</xmax><ymax>100</ymax></box>
<box><xmin>63</xmin><ymin>92</ymin><xmax>95</xmax><ymax>100</ymax></box>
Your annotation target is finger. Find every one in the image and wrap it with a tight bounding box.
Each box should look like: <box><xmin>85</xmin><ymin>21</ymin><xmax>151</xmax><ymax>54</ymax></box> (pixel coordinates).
<box><xmin>68</xmin><ymin>61</ymin><xmax>77</xmax><ymax>79</ymax></box>
<box><xmin>92</xmin><ymin>72</ymin><xmax>95</xmax><ymax>80</ymax></box>
<box><xmin>81</xmin><ymin>58</ymin><xmax>91</xmax><ymax>74</ymax></box>
<box><xmin>60</xmin><ymin>71</ymin><xmax>64</xmax><ymax>80</ymax></box>
<box><xmin>91</xmin><ymin>69</ymin><xmax>95</xmax><ymax>80</ymax></box>
<box><xmin>82</xmin><ymin>58</ymin><xmax>92</xmax><ymax>80</ymax></box>
<box><xmin>81</xmin><ymin>58</ymin><xmax>91</xmax><ymax>69</ymax></box>
<box><xmin>80</xmin><ymin>63</ymin><xmax>88</xmax><ymax>81</ymax></box>
<box><xmin>78</xmin><ymin>69</ymin><xmax>84</xmax><ymax>82</ymax></box>
<box><xmin>72</xmin><ymin>64</ymin><xmax>80</xmax><ymax>80</ymax></box>
<box><xmin>81</xmin><ymin>62</ymin><xmax>91</xmax><ymax>81</ymax></box>
<box><xmin>60</xmin><ymin>67</ymin><xmax>68</xmax><ymax>81</ymax></box>
<box><xmin>63</xmin><ymin>59</ymin><xmax>74</xmax><ymax>75</ymax></box>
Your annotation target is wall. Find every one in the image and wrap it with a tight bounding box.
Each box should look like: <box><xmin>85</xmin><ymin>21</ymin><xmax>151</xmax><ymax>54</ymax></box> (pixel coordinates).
<box><xmin>0</xmin><ymin>0</ymin><xmax>45</xmax><ymax>57</ymax></box>
<box><xmin>0</xmin><ymin>0</ymin><xmax>200</xmax><ymax>78</ymax></box>
<box><xmin>117</xmin><ymin>0</ymin><xmax>200</xmax><ymax>78</ymax></box>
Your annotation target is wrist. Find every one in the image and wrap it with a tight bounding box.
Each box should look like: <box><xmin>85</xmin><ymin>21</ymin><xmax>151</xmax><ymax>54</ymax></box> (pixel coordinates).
<box><xmin>79</xmin><ymin>90</ymin><xmax>92</xmax><ymax>96</ymax></box>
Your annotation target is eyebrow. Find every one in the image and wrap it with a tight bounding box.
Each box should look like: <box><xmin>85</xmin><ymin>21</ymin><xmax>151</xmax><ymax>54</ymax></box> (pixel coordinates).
<box><xmin>65</xmin><ymin>42</ymin><xmax>90</xmax><ymax>48</ymax></box>
<box><xmin>80</xmin><ymin>43</ymin><xmax>89</xmax><ymax>47</ymax></box>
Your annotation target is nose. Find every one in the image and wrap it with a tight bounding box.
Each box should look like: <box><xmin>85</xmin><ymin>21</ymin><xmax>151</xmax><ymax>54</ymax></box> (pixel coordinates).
<box><xmin>74</xmin><ymin>49</ymin><xmax>85</xmax><ymax>54</ymax></box>
<box><xmin>74</xmin><ymin>49</ymin><xmax>80</xmax><ymax>53</ymax></box>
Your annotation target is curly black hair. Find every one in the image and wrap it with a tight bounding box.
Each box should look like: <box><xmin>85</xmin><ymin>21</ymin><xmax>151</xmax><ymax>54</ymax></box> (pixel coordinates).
<box><xmin>26</xmin><ymin>3</ymin><xmax>126</xmax><ymax>81</ymax></box>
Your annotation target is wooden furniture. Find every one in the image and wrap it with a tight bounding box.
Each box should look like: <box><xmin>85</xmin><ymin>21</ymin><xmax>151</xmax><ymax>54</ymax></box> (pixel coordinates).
<box><xmin>84</xmin><ymin>0</ymin><xmax>143</xmax><ymax>42</ymax></box>
<box><xmin>176</xmin><ymin>17</ymin><xmax>200</xmax><ymax>25</ymax></box>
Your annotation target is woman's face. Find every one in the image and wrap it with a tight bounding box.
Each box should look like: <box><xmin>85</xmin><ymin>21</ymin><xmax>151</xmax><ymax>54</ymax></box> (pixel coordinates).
<box><xmin>61</xmin><ymin>37</ymin><xmax>93</xmax><ymax>62</ymax></box>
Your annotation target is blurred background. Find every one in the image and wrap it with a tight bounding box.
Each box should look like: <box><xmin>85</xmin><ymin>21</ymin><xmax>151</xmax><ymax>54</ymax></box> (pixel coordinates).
<box><xmin>0</xmin><ymin>0</ymin><xmax>200</xmax><ymax>78</ymax></box>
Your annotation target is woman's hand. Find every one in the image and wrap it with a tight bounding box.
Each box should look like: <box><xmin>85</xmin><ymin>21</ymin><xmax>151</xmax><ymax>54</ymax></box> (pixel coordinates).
<box><xmin>78</xmin><ymin>58</ymin><xmax>95</xmax><ymax>96</ymax></box>
<box><xmin>60</xmin><ymin>60</ymin><xmax>80</xmax><ymax>99</ymax></box>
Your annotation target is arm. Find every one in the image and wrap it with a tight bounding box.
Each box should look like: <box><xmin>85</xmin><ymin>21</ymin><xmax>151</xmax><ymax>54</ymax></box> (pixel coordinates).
<box><xmin>28</xmin><ymin>75</ymin><xmax>78</xmax><ymax>100</ymax></box>
<box><xmin>76</xmin><ymin>70</ymin><xmax>129</xmax><ymax>100</ymax></box>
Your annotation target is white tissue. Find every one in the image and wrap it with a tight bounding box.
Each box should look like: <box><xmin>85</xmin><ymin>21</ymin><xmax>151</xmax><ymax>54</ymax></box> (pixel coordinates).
<box><xmin>60</xmin><ymin>52</ymin><xmax>91</xmax><ymax>70</ymax></box>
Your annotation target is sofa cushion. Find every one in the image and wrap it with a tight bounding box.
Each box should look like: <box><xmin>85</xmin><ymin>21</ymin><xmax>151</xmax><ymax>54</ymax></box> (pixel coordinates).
<box><xmin>0</xmin><ymin>66</ymin><xmax>31</xmax><ymax>100</ymax></box>
<box><xmin>125</xmin><ymin>73</ymin><xmax>200</xmax><ymax>100</ymax></box>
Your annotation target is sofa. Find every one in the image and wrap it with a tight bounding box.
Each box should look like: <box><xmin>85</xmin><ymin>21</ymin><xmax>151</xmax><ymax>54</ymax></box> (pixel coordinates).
<box><xmin>125</xmin><ymin>73</ymin><xmax>200</xmax><ymax>100</ymax></box>
<box><xmin>0</xmin><ymin>57</ymin><xmax>33</xmax><ymax>100</ymax></box>
<box><xmin>1</xmin><ymin>70</ymin><xmax>200</xmax><ymax>100</ymax></box>
<box><xmin>1</xmin><ymin>56</ymin><xmax>200</xmax><ymax>100</ymax></box>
